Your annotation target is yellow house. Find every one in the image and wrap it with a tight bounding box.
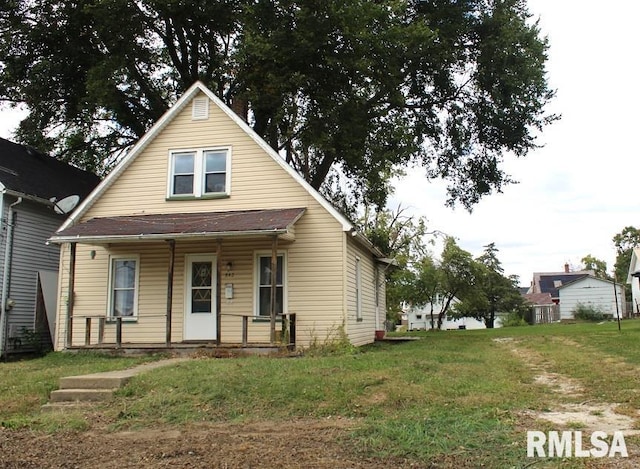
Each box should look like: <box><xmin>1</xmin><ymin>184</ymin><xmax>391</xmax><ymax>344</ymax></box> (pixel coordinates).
<box><xmin>49</xmin><ymin>82</ymin><xmax>388</xmax><ymax>352</ymax></box>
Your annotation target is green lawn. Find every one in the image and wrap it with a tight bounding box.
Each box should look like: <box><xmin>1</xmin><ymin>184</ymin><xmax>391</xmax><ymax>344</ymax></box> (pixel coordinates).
<box><xmin>2</xmin><ymin>321</ymin><xmax>639</xmax><ymax>466</ymax></box>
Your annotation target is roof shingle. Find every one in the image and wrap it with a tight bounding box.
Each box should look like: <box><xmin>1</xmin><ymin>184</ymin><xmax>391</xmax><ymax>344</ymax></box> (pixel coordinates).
<box><xmin>51</xmin><ymin>208</ymin><xmax>306</xmax><ymax>242</ymax></box>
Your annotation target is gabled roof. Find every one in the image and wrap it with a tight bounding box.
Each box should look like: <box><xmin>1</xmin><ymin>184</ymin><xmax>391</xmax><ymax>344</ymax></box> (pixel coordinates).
<box><xmin>0</xmin><ymin>138</ymin><xmax>100</xmax><ymax>204</ymax></box>
<box><xmin>537</xmin><ymin>273</ymin><xmax>590</xmax><ymax>298</ymax></box>
<box><xmin>531</xmin><ymin>270</ymin><xmax>594</xmax><ymax>299</ymax></box>
<box><xmin>57</xmin><ymin>81</ymin><xmax>354</xmax><ymax>235</ymax></box>
<box><xmin>557</xmin><ymin>275</ymin><xmax>618</xmax><ymax>290</ymax></box>
<box><xmin>50</xmin><ymin>208</ymin><xmax>305</xmax><ymax>244</ymax></box>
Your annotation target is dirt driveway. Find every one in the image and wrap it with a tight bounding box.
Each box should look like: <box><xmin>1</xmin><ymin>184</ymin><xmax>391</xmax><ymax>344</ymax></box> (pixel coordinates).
<box><xmin>0</xmin><ymin>417</ymin><xmax>430</xmax><ymax>469</ymax></box>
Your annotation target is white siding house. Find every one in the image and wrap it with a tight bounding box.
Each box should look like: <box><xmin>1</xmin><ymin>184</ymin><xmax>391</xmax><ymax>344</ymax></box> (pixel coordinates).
<box><xmin>405</xmin><ymin>297</ymin><xmax>502</xmax><ymax>330</ymax></box>
<box><xmin>558</xmin><ymin>276</ymin><xmax>625</xmax><ymax>320</ymax></box>
<box><xmin>627</xmin><ymin>247</ymin><xmax>640</xmax><ymax>316</ymax></box>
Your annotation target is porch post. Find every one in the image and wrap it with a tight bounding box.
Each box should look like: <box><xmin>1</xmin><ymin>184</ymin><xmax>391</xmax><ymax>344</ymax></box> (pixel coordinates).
<box><xmin>165</xmin><ymin>240</ymin><xmax>175</xmax><ymax>346</ymax></box>
<box><xmin>270</xmin><ymin>234</ymin><xmax>278</xmax><ymax>344</ymax></box>
<box><xmin>216</xmin><ymin>238</ymin><xmax>222</xmax><ymax>345</ymax></box>
<box><xmin>65</xmin><ymin>243</ymin><xmax>76</xmax><ymax>348</ymax></box>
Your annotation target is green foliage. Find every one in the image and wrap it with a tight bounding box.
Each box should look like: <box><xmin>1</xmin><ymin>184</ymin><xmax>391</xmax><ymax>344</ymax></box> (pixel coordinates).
<box><xmin>572</xmin><ymin>303</ymin><xmax>607</xmax><ymax>322</ymax></box>
<box><xmin>580</xmin><ymin>254</ymin><xmax>611</xmax><ymax>280</ymax></box>
<box><xmin>613</xmin><ymin>226</ymin><xmax>640</xmax><ymax>285</ymax></box>
<box><xmin>359</xmin><ymin>205</ymin><xmax>429</xmax><ymax>321</ymax></box>
<box><xmin>1</xmin><ymin>0</ymin><xmax>556</xmax><ymax>209</ymax></box>
<box><xmin>19</xmin><ymin>327</ymin><xmax>49</xmax><ymax>356</ymax></box>
<box><xmin>455</xmin><ymin>243</ymin><xmax>528</xmax><ymax>328</ymax></box>
<box><xmin>305</xmin><ymin>323</ymin><xmax>358</xmax><ymax>357</ymax></box>
<box><xmin>501</xmin><ymin>311</ymin><xmax>529</xmax><ymax>327</ymax></box>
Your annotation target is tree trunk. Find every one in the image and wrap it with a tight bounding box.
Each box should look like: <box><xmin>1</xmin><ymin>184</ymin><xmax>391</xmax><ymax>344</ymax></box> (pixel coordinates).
<box><xmin>429</xmin><ymin>304</ymin><xmax>435</xmax><ymax>330</ymax></box>
<box><xmin>485</xmin><ymin>312</ymin><xmax>495</xmax><ymax>329</ymax></box>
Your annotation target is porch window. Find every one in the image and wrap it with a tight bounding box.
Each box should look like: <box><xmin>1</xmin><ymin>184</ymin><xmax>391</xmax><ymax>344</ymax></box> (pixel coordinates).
<box><xmin>108</xmin><ymin>256</ymin><xmax>139</xmax><ymax>319</ymax></box>
<box><xmin>256</xmin><ymin>253</ymin><xmax>285</xmax><ymax>317</ymax></box>
<box><xmin>168</xmin><ymin>147</ymin><xmax>230</xmax><ymax>198</ymax></box>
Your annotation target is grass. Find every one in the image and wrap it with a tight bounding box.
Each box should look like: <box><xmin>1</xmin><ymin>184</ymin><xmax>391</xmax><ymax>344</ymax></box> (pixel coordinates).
<box><xmin>2</xmin><ymin>320</ymin><xmax>640</xmax><ymax>466</ymax></box>
<box><xmin>0</xmin><ymin>351</ymin><xmax>163</xmax><ymax>429</ymax></box>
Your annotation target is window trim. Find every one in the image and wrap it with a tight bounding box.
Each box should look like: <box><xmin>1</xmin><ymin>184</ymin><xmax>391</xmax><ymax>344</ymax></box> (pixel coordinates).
<box><xmin>253</xmin><ymin>250</ymin><xmax>287</xmax><ymax>318</ymax></box>
<box><xmin>167</xmin><ymin>147</ymin><xmax>231</xmax><ymax>199</ymax></box>
<box><xmin>107</xmin><ymin>254</ymin><xmax>140</xmax><ymax>320</ymax></box>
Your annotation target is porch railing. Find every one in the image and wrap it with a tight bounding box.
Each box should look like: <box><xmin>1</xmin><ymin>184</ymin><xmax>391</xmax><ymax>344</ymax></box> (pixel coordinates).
<box><xmin>66</xmin><ymin>313</ymin><xmax>296</xmax><ymax>350</ymax></box>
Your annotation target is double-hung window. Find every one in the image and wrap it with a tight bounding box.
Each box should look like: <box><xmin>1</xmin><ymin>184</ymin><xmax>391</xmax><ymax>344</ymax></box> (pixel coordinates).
<box><xmin>169</xmin><ymin>148</ymin><xmax>230</xmax><ymax>198</ymax></box>
<box><xmin>108</xmin><ymin>256</ymin><xmax>139</xmax><ymax>319</ymax></box>
<box><xmin>256</xmin><ymin>253</ymin><xmax>285</xmax><ymax>317</ymax></box>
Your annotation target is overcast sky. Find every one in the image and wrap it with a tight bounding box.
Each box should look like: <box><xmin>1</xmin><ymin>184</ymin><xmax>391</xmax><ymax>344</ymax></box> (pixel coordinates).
<box><xmin>391</xmin><ymin>0</ymin><xmax>640</xmax><ymax>285</ymax></box>
<box><xmin>0</xmin><ymin>1</ymin><xmax>638</xmax><ymax>286</ymax></box>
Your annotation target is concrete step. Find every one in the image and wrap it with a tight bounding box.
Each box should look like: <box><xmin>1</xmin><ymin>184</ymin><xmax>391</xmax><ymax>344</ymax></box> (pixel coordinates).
<box><xmin>59</xmin><ymin>375</ymin><xmax>132</xmax><ymax>390</ymax></box>
<box><xmin>49</xmin><ymin>388</ymin><xmax>115</xmax><ymax>403</ymax></box>
<box><xmin>41</xmin><ymin>402</ymin><xmax>92</xmax><ymax>413</ymax></box>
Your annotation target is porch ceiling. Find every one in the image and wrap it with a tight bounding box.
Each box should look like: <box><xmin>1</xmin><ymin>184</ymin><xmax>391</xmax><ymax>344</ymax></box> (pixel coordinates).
<box><xmin>49</xmin><ymin>207</ymin><xmax>306</xmax><ymax>244</ymax></box>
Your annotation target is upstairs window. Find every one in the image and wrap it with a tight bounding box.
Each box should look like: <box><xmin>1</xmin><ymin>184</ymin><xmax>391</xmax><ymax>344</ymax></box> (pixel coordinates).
<box><xmin>169</xmin><ymin>148</ymin><xmax>230</xmax><ymax>198</ymax></box>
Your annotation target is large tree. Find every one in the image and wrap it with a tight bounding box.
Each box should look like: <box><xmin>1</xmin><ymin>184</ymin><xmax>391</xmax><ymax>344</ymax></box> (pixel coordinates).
<box><xmin>580</xmin><ymin>254</ymin><xmax>611</xmax><ymax>280</ymax></box>
<box><xmin>0</xmin><ymin>0</ymin><xmax>556</xmax><ymax>208</ymax></box>
<box><xmin>613</xmin><ymin>226</ymin><xmax>640</xmax><ymax>283</ymax></box>
<box><xmin>455</xmin><ymin>242</ymin><xmax>526</xmax><ymax>328</ymax></box>
<box><xmin>360</xmin><ymin>204</ymin><xmax>428</xmax><ymax>322</ymax></box>
<box><xmin>436</xmin><ymin>237</ymin><xmax>476</xmax><ymax>329</ymax></box>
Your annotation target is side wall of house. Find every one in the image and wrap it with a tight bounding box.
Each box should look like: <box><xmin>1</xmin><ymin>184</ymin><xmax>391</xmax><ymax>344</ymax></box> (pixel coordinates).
<box><xmin>559</xmin><ymin>278</ymin><xmax>625</xmax><ymax>319</ymax></box>
<box><xmin>54</xmin><ymin>94</ymin><xmax>347</xmax><ymax>349</ymax></box>
<box><xmin>4</xmin><ymin>198</ymin><xmax>61</xmax><ymax>351</ymax></box>
<box><xmin>344</xmin><ymin>237</ymin><xmax>380</xmax><ymax>347</ymax></box>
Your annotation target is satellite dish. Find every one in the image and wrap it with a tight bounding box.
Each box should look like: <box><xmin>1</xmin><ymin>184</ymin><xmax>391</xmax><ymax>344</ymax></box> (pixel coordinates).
<box><xmin>52</xmin><ymin>194</ymin><xmax>80</xmax><ymax>214</ymax></box>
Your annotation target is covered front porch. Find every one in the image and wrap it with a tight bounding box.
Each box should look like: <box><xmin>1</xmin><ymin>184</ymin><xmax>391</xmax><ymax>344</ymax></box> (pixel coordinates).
<box><xmin>50</xmin><ymin>208</ymin><xmax>306</xmax><ymax>352</ymax></box>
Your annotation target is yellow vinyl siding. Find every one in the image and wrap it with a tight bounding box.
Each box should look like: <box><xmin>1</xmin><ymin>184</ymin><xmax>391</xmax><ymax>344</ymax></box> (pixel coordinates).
<box><xmin>345</xmin><ymin>237</ymin><xmax>377</xmax><ymax>346</ymax></box>
<box><xmin>55</xmin><ymin>231</ymin><xmax>345</xmax><ymax>348</ymax></box>
<box><xmin>84</xmin><ymin>94</ymin><xmax>316</xmax><ymax>219</ymax></box>
<box><xmin>54</xmin><ymin>93</ymin><xmax>350</xmax><ymax>349</ymax></box>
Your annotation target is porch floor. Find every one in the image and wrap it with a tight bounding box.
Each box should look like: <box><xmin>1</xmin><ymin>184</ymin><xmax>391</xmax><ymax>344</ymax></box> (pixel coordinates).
<box><xmin>65</xmin><ymin>342</ymin><xmax>296</xmax><ymax>358</ymax></box>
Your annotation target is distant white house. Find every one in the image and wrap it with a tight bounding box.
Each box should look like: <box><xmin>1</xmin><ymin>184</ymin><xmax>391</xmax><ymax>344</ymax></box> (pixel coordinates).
<box><xmin>627</xmin><ymin>247</ymin><xmax>640</xmax><ymax>316</ymax></box>
<box><xmin>558</xmin><ymin>275</ymin><xmax>625</xmax><ymax>320</ymax></box>
<box><xmin>405</xmin><ymin>296</ymin><xmax>502</xmax><ymax>330</ymax></box>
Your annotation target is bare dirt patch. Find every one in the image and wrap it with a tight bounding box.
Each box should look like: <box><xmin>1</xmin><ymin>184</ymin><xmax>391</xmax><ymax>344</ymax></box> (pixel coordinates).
<box><xmin>493</xmin><ymin>338</ymin><xmax>640</xmax><ymax>438</ymax></box>
<box><xmin>0</xmin><ymin>417</ymin><xmax>428</xmax><ymax>469</ymax></box>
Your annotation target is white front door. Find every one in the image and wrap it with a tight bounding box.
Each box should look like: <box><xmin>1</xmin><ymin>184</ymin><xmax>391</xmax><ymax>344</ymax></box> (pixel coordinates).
<box><xmin>184</xmin><ymin>254</ymin><xmax>217</xmax><ymax>340</ymax></box>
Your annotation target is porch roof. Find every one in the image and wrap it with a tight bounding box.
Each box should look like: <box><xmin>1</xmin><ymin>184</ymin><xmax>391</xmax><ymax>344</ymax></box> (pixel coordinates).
<box><xmin>49</xmin><ymin>207</ymin><xmax>306</xmax><ymax>244</ymax></box>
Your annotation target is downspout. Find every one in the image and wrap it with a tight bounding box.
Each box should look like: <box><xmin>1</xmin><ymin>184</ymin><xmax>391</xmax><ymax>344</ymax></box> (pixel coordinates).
<box><xmin>0</xmin><ymin>195</ymin><xmax>22</xmax><ymax>358</ymax></box>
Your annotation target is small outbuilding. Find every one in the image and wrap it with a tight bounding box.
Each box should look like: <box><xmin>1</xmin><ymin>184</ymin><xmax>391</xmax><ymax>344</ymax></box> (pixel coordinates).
<box><xmin>557</xmin><ymin>276</ymin><xmax>624</xmax><ymax>320</ymax></box>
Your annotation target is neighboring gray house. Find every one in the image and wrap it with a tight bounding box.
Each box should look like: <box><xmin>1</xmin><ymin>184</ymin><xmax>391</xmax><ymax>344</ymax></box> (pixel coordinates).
<box><xmin>0</xmin><ymin>138</ymin><xmax>99</xmax><ymax>357</ymax></box>
<box><xmin>557</xmin><ymin>275</ymin><xmax>625</xmax><ymax>320</ymax></box>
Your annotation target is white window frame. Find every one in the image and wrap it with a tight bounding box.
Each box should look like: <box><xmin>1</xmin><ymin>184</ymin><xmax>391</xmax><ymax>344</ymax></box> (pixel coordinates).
<box><xmin>167</xmin><ymin>147</ymin><xmax>231</xmax><ymax>198</ymax></box>
<box><xmin>107</xmin><ymin>254</ymin><xmax>140</xmax><ymax>320</ymax></box>
<box><xmin>254</xmin><ymin>250</ymin><xmax>287</xmax><ymax>318</ymax></box>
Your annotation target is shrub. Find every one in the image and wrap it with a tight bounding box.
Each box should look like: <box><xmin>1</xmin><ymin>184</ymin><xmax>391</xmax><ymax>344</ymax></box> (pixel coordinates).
<box><xmin>501</xmin><ymin>311</ymin><xmax>529</xmax><ymax>327</ymax></box>
<box><xmin>572</xmin><ymin>303</ymin><xmax>607</xmax><ymax>321</ymax></box>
